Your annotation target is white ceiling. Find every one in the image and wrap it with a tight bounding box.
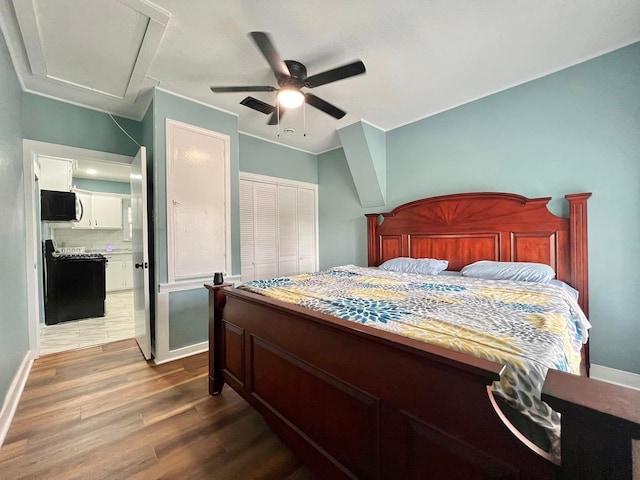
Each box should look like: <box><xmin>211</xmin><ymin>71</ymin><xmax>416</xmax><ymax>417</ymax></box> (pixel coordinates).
<box><xmin>1</xmin><ymin>0</ymin><xmax>639</xmax><ymax>154</ymax></box>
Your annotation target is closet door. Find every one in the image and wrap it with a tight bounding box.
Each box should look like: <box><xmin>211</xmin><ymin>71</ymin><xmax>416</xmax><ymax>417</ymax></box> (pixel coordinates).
<box><xmin>253</xmin><ymin>183</ymin><xmax>278</xmax><ymax>280</ymax></box>
<box><xmin>277</xmin><ymin>185</ymin><xmax>299</xmax><ymax>276</ymax></box>
<box><xmin>166</xmin><ymin>119</ymin><xmax>230</xmax><ymax>281</ymax></box>
<box><xmin>239</xmin><ymin>174</ymin><xmax>318</xmax><ymax>282</ymax></box>
<box><xmin>297</xmin><ymin>187</ymin><xmax>317</xmax><ymax>274</ymax></box>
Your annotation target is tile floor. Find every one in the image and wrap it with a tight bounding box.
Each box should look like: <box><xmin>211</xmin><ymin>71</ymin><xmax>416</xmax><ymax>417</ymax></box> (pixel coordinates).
<box><xmin>39</xmin><ymin>290</ymin><xmax>135</xmax><ymax>356</ymax></box>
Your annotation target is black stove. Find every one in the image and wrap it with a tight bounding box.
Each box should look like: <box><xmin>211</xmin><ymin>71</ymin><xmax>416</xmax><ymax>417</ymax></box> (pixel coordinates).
<box><xmin>43</xmin><ymin>240</ymin><xmax>107</xmax><ymax>325</ymax></box>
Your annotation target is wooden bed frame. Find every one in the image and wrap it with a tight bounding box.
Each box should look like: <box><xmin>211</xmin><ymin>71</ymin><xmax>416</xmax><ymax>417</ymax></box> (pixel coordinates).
<box><xmin>206</xmin><ymin>192</ymin><xmax>640</xmax><ymax>479</ymax></box>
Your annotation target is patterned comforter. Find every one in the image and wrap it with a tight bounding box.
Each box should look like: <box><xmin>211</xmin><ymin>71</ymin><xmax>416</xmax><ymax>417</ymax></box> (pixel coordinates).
<box><xmin>237</xmin><ymin>265</ymin><xmax>591</xmax><ymax>458</ymax></box>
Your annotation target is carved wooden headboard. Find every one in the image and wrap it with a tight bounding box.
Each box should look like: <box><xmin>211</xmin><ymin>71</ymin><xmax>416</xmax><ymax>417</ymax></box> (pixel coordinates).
<box><xmin>366</xmin><ymin>192</ymin><xmax>591</xmax><ymax>317</ymax></box>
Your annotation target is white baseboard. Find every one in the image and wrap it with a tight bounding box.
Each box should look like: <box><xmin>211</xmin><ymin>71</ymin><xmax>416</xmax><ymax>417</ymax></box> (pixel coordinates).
<box><xmin>590</xmin><ymin>364</ymin><xmax>640</xmax><ymax>391</ymax></box>
<box><xmin>153</xmin><ymin>341</ymin><xmax>209</xmax><ymax>365</ymax></box>
<box><xmin>0</xmin><ymin>351</ymin><xmax>34</xmax><ymax>447</ymax></box>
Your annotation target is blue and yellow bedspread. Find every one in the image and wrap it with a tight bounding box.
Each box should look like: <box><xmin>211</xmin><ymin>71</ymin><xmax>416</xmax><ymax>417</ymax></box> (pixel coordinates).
<box><xmin>238</xmin><ymin>265</ymin><xmax>591</xmax><ymax>458</ymax></box>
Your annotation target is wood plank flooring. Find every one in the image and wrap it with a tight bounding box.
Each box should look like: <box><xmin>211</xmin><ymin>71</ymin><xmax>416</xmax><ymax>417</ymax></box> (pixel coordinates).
<box><xmin>0</xmin><ymin>340</ymin><xmax>314</xmax><ymax>479</ymax></box>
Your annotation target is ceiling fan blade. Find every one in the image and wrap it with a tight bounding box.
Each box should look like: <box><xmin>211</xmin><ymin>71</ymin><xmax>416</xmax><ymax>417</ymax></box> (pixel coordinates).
<box><xmin>249</xmin><ymin>32</ymin><xmax>291</xmax><ymax>79</ymax></box>
<box><xmin>304</xmin><ymin>60</ymin><xmax>366</xmax><ymax>88</ymax></box>
<box><xmin>211</xmin><ymin>86</ymin><xmax>276</xmax><ymax>93</ymax></box>
<box><xmin>267</xmin><ymin>106</ymin><xmax>287</xmax><ymax>125</ymax></box>
<box><xmin>304</xmin><ymin>93</ymin><xmax>346</xmax><ymax>119</ymax></box>
<box><xmin>240</xmin><ymin>96</ymin><xmax>275</xmax><ymax>115</ymax></box>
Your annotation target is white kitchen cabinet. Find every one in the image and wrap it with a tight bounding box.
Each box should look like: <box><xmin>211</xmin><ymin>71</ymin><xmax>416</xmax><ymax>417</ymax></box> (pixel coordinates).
<box><xmin>123</xmin><ymin>257</ymin><xmax>133</xmax><ymax>289</ymax></box>
<box><xmin>72</xmin><ymin>191</ymin><xmax>122</xmax><ymax>229</ymax></box>
<box><xmin>92</xmin><ymin>194</ymin><xmax>122</xmax><ymax>229</ymax></box>
<box><xmin>105</xmin><ymin>254</ymin><xmax>133</xmax><ymax>291</ymax></box>
<box><xmin>105</xmin><ymin>256</ymin><xmax>124</xmax><ymax>292</ymax></box>
<box><xmin>39</xmin><ymin>157</ymin><xmax>73</xmax><ymax>192</ymax></box>
<box><xmin>51</xmin><ymin>190</ymin><xmax>124</xmax><ymax>231</ymax></box>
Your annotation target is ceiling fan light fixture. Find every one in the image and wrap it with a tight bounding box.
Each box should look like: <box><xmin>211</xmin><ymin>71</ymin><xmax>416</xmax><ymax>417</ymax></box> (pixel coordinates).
<box><xmin>277</xmin><ymin>88</ymin><xmax>304</xmax><ymax>109</ymax></box>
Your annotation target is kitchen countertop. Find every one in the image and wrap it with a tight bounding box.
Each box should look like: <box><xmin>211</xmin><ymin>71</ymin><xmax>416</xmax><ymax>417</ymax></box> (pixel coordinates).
<box><xmin>89</xmin><ymin>250</ymin><xmax>133</xmax><ymax>255</ymax></box>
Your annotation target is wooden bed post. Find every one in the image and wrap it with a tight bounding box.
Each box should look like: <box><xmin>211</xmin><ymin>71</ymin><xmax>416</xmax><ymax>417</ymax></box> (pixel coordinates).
<box><xmin>366</xmin><ymin>213</ymin><xmax>379</xmax><ymax>266</ymax></box>
<box><xmin>565</xmin><ymin>193</ymin><xmax>592</xmax><ymax>376</ymax></box>
<box><xmin>205</xmin><ymin>282</ymin><xmax>230</xmax><ymax>395</ymax></box>
<box><xmin>565</xmin><ymin>193</ymin><xmax>592</xmax><ymax>317</ymax></box>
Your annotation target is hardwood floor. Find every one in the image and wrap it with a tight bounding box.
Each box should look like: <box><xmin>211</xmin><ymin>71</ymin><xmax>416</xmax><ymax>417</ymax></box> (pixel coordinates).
<box><xmin>0</xmin><ymin>340</ymin><xmax>314</xmax><ymax>479</ymax></box>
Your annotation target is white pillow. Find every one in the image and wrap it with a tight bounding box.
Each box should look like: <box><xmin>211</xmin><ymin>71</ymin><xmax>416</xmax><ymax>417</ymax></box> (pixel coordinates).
<box><xmin>379</xmin><ymin>257</ymin><xmax>449</xmax><ymax>276</ymax></box>
<box><xmin>413</xmin><ymin>258</ymin><xmax>449</xmax><ymax>275</ymax></box>
<box><xmin>460</xmin><ymin>261</ymin><xmax>555</xmax><ymax>283</ymax></box>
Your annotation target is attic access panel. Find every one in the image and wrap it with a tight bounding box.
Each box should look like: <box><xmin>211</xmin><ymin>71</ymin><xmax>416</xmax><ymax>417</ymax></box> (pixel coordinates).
<box><xmin>13</xmin><ymin>0</ymin><xmax>169</xmax><ymax>101</ymax></box>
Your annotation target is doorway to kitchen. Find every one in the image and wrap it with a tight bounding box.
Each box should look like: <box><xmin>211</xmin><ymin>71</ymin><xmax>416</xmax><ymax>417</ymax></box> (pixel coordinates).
<box><xmin>39</xmin><ymin>290</ymin><xmax>134</xmax><ymax>355</ymax></box>
<box><xmin>23</xmin><ymin>140</ymin><xmax>140</xmax><ymax>357</ymax></box>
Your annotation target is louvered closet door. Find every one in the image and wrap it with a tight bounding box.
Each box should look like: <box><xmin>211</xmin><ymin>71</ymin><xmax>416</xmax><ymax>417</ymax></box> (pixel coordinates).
<box><xmin>298</xmin><ymin>188</ymin><xmax>317</xmax><ymax>273</ymax></box>
<box><xmin>239</xmin><ymin>181</ymin><xmax>256</xmax><ymax>281</ymax></box>
<box><xmin>278</xmin><ymin>186</ymin><xmax>299</xmax><ymax>276</ymax></box>
<box><xmin>253</xmin><ymin>183</ymin><xmax>278</xmax><ymax>280</ymax></box>
<box><xmin>240</xmin><ymin>175</ymin><xmax>318</xmax><ymax>282</ymax></box>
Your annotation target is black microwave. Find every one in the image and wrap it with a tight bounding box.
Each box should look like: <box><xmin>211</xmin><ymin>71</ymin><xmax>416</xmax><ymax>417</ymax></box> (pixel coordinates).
<box><xmin>41</xmin><ymin>190</ymin><xmax>79</xmax><ymax>221</ymax></box>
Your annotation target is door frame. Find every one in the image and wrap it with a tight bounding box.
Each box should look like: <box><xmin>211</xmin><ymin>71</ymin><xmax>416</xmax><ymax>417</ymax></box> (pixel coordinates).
<box><xmin>22</xmin><ymin>140</ymin><xmax>134</xmax><ymax>357</ymax></box>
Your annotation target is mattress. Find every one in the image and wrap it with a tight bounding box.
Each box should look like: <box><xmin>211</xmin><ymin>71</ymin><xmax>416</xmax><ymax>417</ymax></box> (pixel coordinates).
<box><xmin>238</xmin><ymin>265</ymin><xmax>591</xmax><ymax>458</ymax></box>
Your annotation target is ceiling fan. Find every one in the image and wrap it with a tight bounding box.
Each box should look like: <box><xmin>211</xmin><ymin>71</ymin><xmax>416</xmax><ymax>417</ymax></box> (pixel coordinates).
<box><xmin>210</xmin><ymin>32</ymin><xmax>366</xmax><ymax>125</ymax></box>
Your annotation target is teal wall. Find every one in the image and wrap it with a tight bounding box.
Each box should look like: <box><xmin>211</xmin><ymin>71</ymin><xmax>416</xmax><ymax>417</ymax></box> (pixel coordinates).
<box><xmin>239</xmin><ymin>133</ymin><xmax>318</xmax><ymax>183</ymax></box>
<box><xmin>337</xmin><ymin>121</ymin><xmax>386</xmax><ymax>207</ymax></box>
<box><xmin>154</xmin><ymin>91</ymin><xmax>320</xmax><ymax>349</ymax></box>
<box><xmin>152</xmin><ymin>89</ymin><xmax>241</xmax><ymax>283</ymax></box>
<box><xmin>20</xmin><ymin>94</ymin><xmax>143</xmax><ymax>334</ymax></box>
<box><xmin>318</xmin><ymin>148</ymin><xmax>372</xmax><ymax>269</ymax></box>
<box><xmin>0</xmin><ymin>31</ymin><xmax>29</xmax><ymax>410</ymax></box>
<box><xmin>318</xmin><ymin>42</ymin><xmax>640</xmax><ymax>374</ymax></box>
<box><xmin>73</xmin><ymin>178</ymin><xmax>130</xmax><ymax>194</ymax></box>
<box><xmin>168</xmin><ymin>289</ymin><xmax>209</xmax><ymax>350</ymax></box>
<box><xmin>152</xmin><ymin>90</ymin><xmax>239</xmax><ymax>348</ymax></box>
<box><xmin>22</xmin><ymin>93</ymin><xmax>142</xmax><ymax>157</ymax></box>
<box><xmin>362</xmin><ymin>122</ymin><xmax>386</xmax><ymax>200</ymax></box>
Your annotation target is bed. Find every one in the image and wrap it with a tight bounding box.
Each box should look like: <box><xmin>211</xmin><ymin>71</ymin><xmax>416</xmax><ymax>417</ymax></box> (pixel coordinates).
<box><xmin>205</xmin><ymin>192</ymin><xmax>640</xmax><ymax>479</ymax></box>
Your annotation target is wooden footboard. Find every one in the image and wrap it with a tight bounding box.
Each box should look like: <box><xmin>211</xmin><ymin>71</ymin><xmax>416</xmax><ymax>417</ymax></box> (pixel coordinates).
<box><xmin>207</xmin><ymin>283</ymin><xmax>559</xmax><ymax>479</ymax></box>
<box><xmin>543</xmin><ymin>370</ymin><xmax>640</xmax><ymax>479</ymax></box>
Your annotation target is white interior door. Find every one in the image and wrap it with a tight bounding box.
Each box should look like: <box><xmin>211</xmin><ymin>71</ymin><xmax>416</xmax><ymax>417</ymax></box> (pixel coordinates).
<box><xmin>131</xmin><ymin>146</ymin><xmax>151</xmax><ymax>359</ymax></box>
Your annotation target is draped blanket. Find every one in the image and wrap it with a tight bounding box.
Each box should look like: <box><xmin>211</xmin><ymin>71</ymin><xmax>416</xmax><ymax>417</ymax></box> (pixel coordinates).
<box><xmin>238</xmin><ymin>265</ymin><xmax>591</xmax><ymax>458</ymax></box>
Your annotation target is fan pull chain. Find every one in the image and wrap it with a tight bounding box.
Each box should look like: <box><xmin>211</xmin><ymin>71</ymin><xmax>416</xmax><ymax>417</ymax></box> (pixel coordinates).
<box><xmin>303</xmin><ymin>100</ymin><xmax>306</xmax><ymax>137</ymax></box>
<box><xmin>276</xmin><ymin>102</ymin><xmax>280</xmax><ymax>137</ymax></box>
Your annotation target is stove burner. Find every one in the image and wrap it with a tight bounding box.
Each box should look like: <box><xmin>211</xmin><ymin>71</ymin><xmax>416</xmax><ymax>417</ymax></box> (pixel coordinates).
<box><xmin>52</xmin><ymin>252</ymin><xmax>107</xmax><ymax>260</ymax></box>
